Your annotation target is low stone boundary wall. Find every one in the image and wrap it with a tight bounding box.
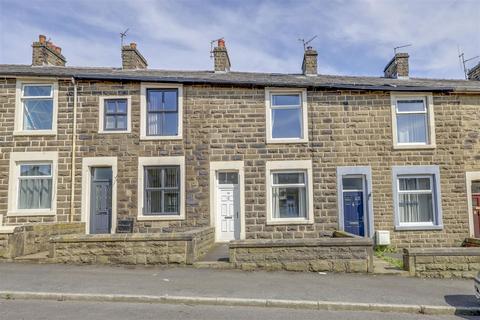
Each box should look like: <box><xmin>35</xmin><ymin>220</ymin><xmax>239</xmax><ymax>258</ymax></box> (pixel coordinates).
<box><xmin>50</xmin><ymin>227</ymin><xmax>214</xmax><ymax>265</ymax></box>
<box><xmin>229</xmin><ymin>234</ymin><xmax>374</xmax><ymax>273</ymax></box>
<box><xmin>0</xmin><ymin>222</ymin><xmax>85</xmax><ymax>259</ymax></box>
<box><xmin>403</xmin><ymin>247</ymin><xmax>480</xmax><ymax>278</ymax></box>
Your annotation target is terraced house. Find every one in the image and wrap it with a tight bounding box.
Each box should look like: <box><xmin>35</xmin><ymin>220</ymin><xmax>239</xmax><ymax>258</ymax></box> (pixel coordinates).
<box><xmin>0</xmin><ymin>35</ymin><xmax>480</xmax><ymax>270</ymax></box>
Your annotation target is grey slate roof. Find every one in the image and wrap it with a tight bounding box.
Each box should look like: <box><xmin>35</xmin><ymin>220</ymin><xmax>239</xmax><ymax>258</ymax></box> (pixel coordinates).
<box><xmin>1</xmin><ymin>64</ymin><xmax>480</xmax><ymax>92</ymax></box>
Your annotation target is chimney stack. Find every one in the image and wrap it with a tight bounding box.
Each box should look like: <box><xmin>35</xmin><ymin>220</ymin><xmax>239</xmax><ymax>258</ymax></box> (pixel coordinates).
<box><xmin>384</xmin><ymin>52</ymin><xmax>409</xmax><ymax>79</ymax></box>
<box><xmin>32</xmin><ymin>34</ymin><xmax>66</xmax><ymax>66</ymax></box>
<box><xmin>213</xmin><ymin>39</ymin><xmax>231</xmax><ymax>72</ymax></box>
<box><xmin>302</xmin><ymin>46</ymin><xmax>318</xmax><ymax>76</ymax></box>
<box><xmin>468</xmin><ymin>63</ymin><xmax>480</xmax><ymax>80</ymax></box>
<box><xmin>121</xmin><ymin>42</ymin><xmax>148</xmax><ymax>69</ymax></box>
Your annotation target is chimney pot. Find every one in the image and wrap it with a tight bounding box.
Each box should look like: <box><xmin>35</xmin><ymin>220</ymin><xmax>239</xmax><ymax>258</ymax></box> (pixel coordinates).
<box><xmin>130</xmin><ymin>42</ymin><xmax>137</xmax><ymax>49</ymax></box>
<box><xmin>213</xmin><ymin>39</ymin><xmax>231</xmax><ymax>72</ymax></box>
<box><xmin>384</xmin><ymin>52</ymin><xmax>409</xmax><ymax>79</ymax></box>
<box><xmin>32</xmin><ymin>35</ymin><xmax>66</xmax><ymax>66</ymax></box>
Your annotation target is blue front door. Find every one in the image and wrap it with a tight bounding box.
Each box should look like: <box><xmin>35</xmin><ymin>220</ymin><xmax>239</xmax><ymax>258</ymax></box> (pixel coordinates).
<box><xmin>343</xmin><ymin>191</ymin><xmax>365</xmax><ymax>236</ymax></box>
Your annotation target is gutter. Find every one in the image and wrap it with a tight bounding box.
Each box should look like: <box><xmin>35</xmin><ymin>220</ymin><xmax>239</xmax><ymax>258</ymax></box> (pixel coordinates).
<box><xmin>69</xmin><ymin>77</ymin><xmax>78</xmax><ymax>223</ymax></box>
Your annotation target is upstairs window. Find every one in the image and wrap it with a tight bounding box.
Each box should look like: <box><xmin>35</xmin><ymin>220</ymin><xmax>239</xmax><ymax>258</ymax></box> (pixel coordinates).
<box><xmin>266</xmin><ymin>89</ymin><xmax>308</xmax><ymax>143</ymax></box>
<box><xmin>140</xmin><ymin>84</ymin><xmax>183</xmax><ymax>140</ymax></box>
<box><xmin>146</xmin><ymin>89</ymin><xmax>178</xmax><ymax>136</ymax></box>
<box><xmin>391</xmin><ymin>94</ymin><xmax>435</xmax><ymax>149</ymax></box>
<box><xmin>104</xmin><ymin>99</ymin><xmax>128</xmax><ymax>131</ymax></box>
<box><xmin>15</xmin><ymin>82</ymin><xmax>58</xmax><ymax>135</ymax></box>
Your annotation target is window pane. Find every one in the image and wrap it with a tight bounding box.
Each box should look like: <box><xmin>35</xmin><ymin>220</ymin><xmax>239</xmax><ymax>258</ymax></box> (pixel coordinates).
<box><xmin>163</xmin><ymin>90</ymin><xmax>178</xmax><ymax>111</ymax></box>
<box><xmin>18</xmin><ymin>178</ymin><xmax>52</xmax><ymax>209</ymax></box>
<box><xmin>145</xmin><ymin>190</ymin><xmax>162</xmax><ymax>214</ymax></box>
<box><xmin>105</xmin><ymin>116</ymin><xmax>116</xmax><ymax>130</ymax></box>
<box><xmin>218</xmin><ymin>172</ymin><xmax>238</xmax><ymax>184</ymax></box>
<box><xmin>399</xmin><ymin>177</ymin><xmax>431</xmax><ymax>191</ymax></box>
<box><xmin>472</xmin><ymin>181</ymin><xmax>480</xmax><ymax>194</ymax></box>
<box><xmin>20</xmin><ymin>164</ymin><xmax>51</xmax><ymax>176</ymax></box>
<box><xmin>93</xmin><ymin>168</ymin><xmax>112</xmax><ymax>181</ymax></box>
<box><xmin>24</xmin><ymin>85</ymin><xmax>52</xmax><ymax>97</ymax></box>
<box><xmin>272</xmin><ymin>187</ymin><xmax>306</xmax><ymax>218</ymax></box>
<box><xmin>116</xmin><ymin>100</ymin><xmax>127</xmax><ymax>113</ymax></box>
<box><xmin>397</xmin><ymin>114</ymin><xmax>427</xmax><ymax>143</ymax></box>
<box><xmin>164</xmin><ymin>167</ymin><xmax>179</xmax><ymax>188</ymax></box>
<box><xmin>272</xmin><ymin>94</ymin><xmax>300</xmax><ymax>106</ymax></box>
<box><xmin>271</xmin><ymin>108</ymin><xmax>302</xmax><ymax>139</ymax></box>
<box><xmin>273</xmin><ymin>172</ymin><xmax>304</xmax><ymax>184</ymax></box>
<box><xmin>164</xmin><ymin>191</ymin><xmax>179</xmax><ymax>213</ymax></box>
<box><xmin>147</xmin><ymin>90</ymin><xmax>163</xmax><ymax>111</ymax></box>
<box><xmin>399</xmin><ymin>193</ymin><xmax>433</xmax><ymax>223</ymax></box>
<box><xmin>146</xmin><ymin>168</ymin><xmax>162</xmax><ymax>188</ymax></box>
<box><xmin>342</xmin><ymin>177</ymin><xmax>363</xmax><ymax>190</ymax></box>
<box><xmin>163</xmin><ymin>112</ymin><xmax>179</xmax><ymax>136</ymax></box>
<box><xmin>116</xmin><ymin>115</ymin><xmax>127</xmax><ymax>130</ymax></box>
<box><xmin>105</xmin><ymin>100</ymin><xmax>117</xmax><ymax>114</ymax></box>
<box><xmin>397</xmin><ymin>100</ymin><xmax>425</xmax><ymax>113</ymax></box>
<box><xmin>23</xmin><ymin>99</ymin><xmax>53</xmax><ymax>130</ymax></box>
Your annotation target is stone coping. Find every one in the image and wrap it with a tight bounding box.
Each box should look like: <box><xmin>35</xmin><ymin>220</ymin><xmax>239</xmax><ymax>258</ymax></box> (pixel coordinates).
<box><xmin>404</xmin><ymin>247</ymin><xmax>480</xmax><ymax>256</ymax></box>
<box><xmin>0</xmin><ymin>226</ymin><xmax>16</xmax><ymax>234</ymax></box>
<box><xmin>51</xmin><ymin>227</ymin><xmax>214</xmax><ymax>243</ymax></box>
<box><xmin>229</xmin><ymin>237</ymin><xmax>373</xmax><ymax>249</ymax></box>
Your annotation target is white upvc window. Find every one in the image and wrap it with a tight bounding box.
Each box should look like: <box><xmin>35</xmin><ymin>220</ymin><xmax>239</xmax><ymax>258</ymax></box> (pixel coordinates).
<box><xmin>140</xmin><ymin>83</ymin><xmax>183</xmax><ymax>140</ymax></box>
<box><xmin>397</xmin><ymin>175</ymin><xmax>435</xmax><ymax>227</ymax></box>
<box><xmin>8</xmin><ymin>152</ymin><xmax>58</xmax><ymax>216</ymax></box>
<box><xmin>265</xmin><ymin>88</ymin><xmax>308</xmax><ymax>143</ymax></box>
<box><xmin>266</xmin><ymin>160</ymin><xmax>314</xmax><ymax>225</ymax></box>
<box><xmin>98</xmin><ymin>96</ymin><xmax>132</xmax><ymax>133</ymax></box>
<box><xmin>392</xmin><ymin>166</ymin><xmax>443</xmax><ymax>230</ymax></box>
<box><xmin>391</xmin><ymin>93</ymin><xmax>435</xmax><ymax>149</ymax></box>
<box><xmin>137</xmin><ymin>156</ymin><xmax>185</xmax><ymax>221</ymax></box>
<box><xmin>14</xmin><ymin>80</ymin><xmax>58</xmax><ymax>135</ymax></box>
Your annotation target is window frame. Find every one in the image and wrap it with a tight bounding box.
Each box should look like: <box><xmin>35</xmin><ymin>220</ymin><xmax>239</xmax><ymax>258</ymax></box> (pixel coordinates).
<box><xmin>392</xmin><ymin>166</ymin><xmax>443</xmax><ymax>230</ymax></box>
<box><xmin>143</xmin><ymin>165</ymin><xmax>181</xmax><ymax>216</ymax></box>
<box><xmin>265</xmin><ymin>88</ymin><xmax>308</xmax><ymax>144</ymax></box>
<box><xmin>266</xmin><ymin>160</ymin><xmax>314</xmax><ymax>225</ymax></box>
<box><xmin>137</xmin><ymin>156</ymin><xmax>185</xmax><ymax>221</ymax></box>
<box><xmin>390</xmin><ymin>93</ymin><xmax>436</xmax><ymax>149</ymax></box>
<box><xmin>98</xmin><ymin>96</ymin><xmax>132</xmax><ymax>133</ymax></box>
<box><xmin>14</xmin><ymin>79</ymin><xmax>58</xmax><ymax>136</ymax></box>
<box><xmin>140</xmin><ymin>83</ymin><xmax>183</xmax><ymax>140</ymax></box>
<box><xmin>8</xmin><ymin>152</ymin><xmax>58</xmax><ymax>216</ymax></box>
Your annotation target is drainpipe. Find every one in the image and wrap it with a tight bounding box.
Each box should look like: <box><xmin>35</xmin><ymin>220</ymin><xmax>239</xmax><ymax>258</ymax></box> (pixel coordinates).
<box><xmin>69</xmin><ymin>77</ymin><xmax>78</xmax><ymax>223</ymax></box>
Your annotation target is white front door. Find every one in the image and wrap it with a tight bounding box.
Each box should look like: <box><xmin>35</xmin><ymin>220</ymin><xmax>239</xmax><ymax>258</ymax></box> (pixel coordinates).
<box><xmin>216</xmin><ymin>172</ymin><xmax>240</xmax><ymax>241</ymax></box>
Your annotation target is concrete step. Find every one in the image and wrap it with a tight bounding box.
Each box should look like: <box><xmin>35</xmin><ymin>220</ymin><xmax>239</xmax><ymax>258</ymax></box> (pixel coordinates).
<box><xmin>14</xmin><ymin>251</ymin><xmax>50</xmax><ymax>263</ymax></box>
<box><xmin>373</xmin><ymin>256</ymin><xmax>408</xmax><ymax>276</ymax></box>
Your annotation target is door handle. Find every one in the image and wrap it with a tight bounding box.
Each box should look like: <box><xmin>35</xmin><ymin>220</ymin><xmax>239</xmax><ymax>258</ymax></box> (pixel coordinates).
<box><xmin>236</xmin><ymin>211</ymin><xmax>239</xmax><ymax>219</ymax></box>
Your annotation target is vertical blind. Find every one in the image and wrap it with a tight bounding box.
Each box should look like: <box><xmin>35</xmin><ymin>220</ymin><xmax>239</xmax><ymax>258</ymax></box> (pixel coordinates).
<box><xmin>18</xmin><ymin>164</ymin><xmax>52</xmax><ymax>210</ymax></box>
<box><xmin>146</xmin><ymin>89</ymin><xmax>178</xmax><ymax>136</ymax></box>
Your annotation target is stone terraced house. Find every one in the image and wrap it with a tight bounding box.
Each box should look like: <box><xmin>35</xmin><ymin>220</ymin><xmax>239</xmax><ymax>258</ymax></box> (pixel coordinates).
<box><xmin>1</xmin><ymin>35</ymin><xmax>480</xmax><ymax>269</ymax></box>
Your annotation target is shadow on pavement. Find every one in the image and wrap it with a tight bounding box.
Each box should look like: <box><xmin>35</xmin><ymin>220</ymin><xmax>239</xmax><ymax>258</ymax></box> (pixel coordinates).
<box><xmin>444</xmin><ymin>294</ymin><xmax>479</xmax><ymax>319</ymax></box>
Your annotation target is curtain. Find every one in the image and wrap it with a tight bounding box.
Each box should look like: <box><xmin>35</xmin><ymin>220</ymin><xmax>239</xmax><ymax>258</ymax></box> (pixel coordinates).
<box><xmin>397</xmin><ymin>114</ymin><xmax>427</xmax><ymax>143</ymax></box>
<box><xmin>18</xmin><ymin>178</ymin><xmax>52</xmax><ymax>209</ymax></box>
<box><xmin>399</xmin><ymin>193</ymin><xmax>433</xmax><ymax>223</ymax></box>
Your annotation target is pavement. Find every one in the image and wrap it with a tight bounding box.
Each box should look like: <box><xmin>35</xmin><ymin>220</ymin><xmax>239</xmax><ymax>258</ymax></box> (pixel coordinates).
<box><xmin>0</xmin><ymin>262</ymin><xmax>478</xmax><ymax>317</ymax></box>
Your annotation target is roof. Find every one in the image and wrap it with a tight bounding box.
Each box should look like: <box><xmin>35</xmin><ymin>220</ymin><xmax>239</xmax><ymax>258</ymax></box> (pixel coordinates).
<box><xmin>1</xmin><ymin>64</ymin><xmax>480</xmax><ymax>92</ymax></box>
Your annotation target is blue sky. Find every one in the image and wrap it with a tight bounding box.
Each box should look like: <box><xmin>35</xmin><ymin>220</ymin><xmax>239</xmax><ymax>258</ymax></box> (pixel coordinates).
<box><xmin>0</xmin><ymin>0</ymin><xmax>479</xmax><ymax>79</ymax></box>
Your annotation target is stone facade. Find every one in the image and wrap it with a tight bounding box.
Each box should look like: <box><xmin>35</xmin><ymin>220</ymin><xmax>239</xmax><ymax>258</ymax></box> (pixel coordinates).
<box><xmin>229</xmin><ymin>233</ymin><xmax>373</xmax><ymax>272</ymax></box>
<box><xmin>0</xmin><ymin>76</ymin><xmax>480</xmax><ymax>249</ymax></box>
<box><xmin>50</xmin><ymin>226</ymin><xmax>214</xmax><ymax>265</ymax></box>
<box><xmin>403</xmin><ymin>247</ymin><xmax>480</xmax><ymax>278</ymax></box>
